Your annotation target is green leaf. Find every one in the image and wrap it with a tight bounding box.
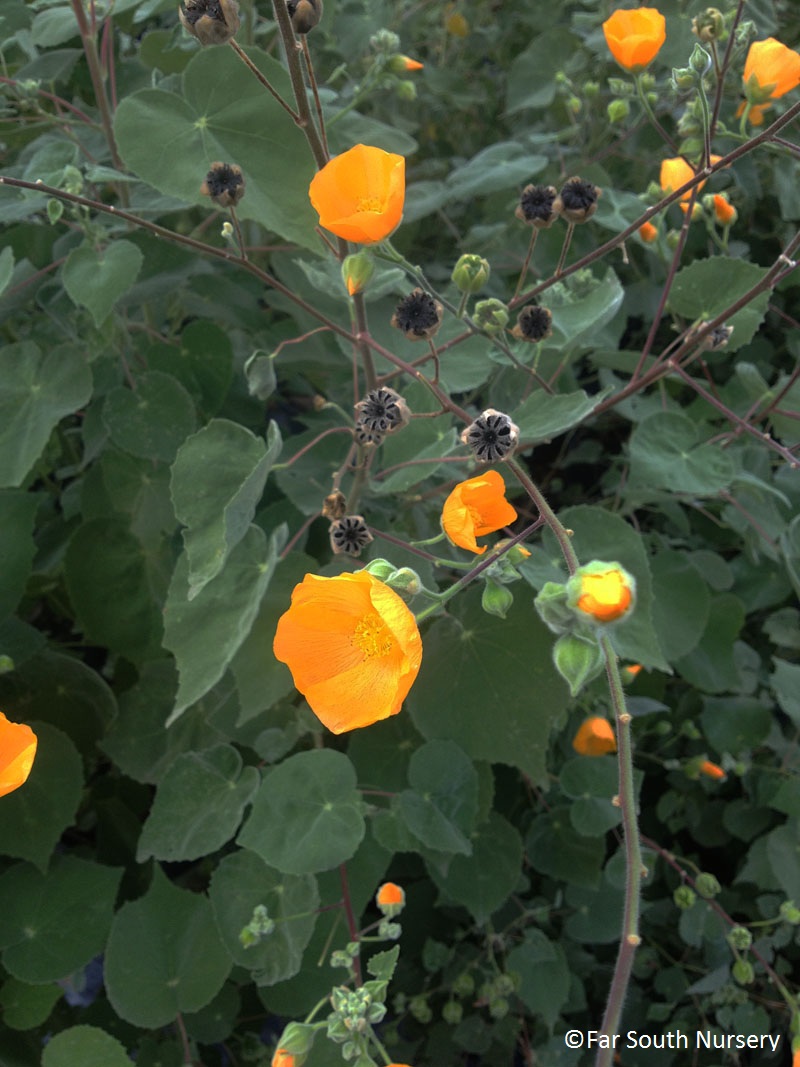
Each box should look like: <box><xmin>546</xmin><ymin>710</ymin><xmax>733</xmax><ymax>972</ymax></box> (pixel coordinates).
<box><xmin>506</xmin><ymin>930</ymin><xmax>571</xmax><ymax>1030</ymax></box>
<box><xmin>62</xmin><ymin>239</ymin><xmax>144</xmax><ymax>327</ymax></box>
<box><xmin>105</xmin><ymin>867</ymin><xmax>231</xmax><ymax>1028</ymax></box>
<box><xmin>230</xmin><ymin>552</ymin><xmax>316</xmax><ymax>723</ymax></box>
<box><xmin>629</xmin><ymin>411</ymin><xmax>735</xmax><ymax>496</ymax></box>
<box><xmin>560</xmin><ymin>756</ymin><xmax>623</xmax><ymax>836</ymax></box>
<box><xmin>771</xmin><ymin>657</ymin><xmax>800</xmax><ymax>727</ymax></box>
<box><xmin>367</xmin><ymin>946</ymin><xmax>400</xmax><ymax>982</ymax></box>
<box><xmin>701</xmin><ymin>697</ymin><xmax>772</xmax><ymax>754</ymax></box>
<box><xmin>547</xmin><ymin>268</ymin><xmax>625</xmax><ymax>349</ymax></box>
<box><xmin>238</xmin><ymin>749</ymin><xmax>365</xmax><ymax>875</ymax></box>
<box><xmin>397</xmin><ymin>740</ymin><xmax>479</xmax><ymax>855</ymax></box>
<box><xmin>407</xmin><ymin>588</ymin><xmax>569</xmax><ymax>786</ymax></box>
<box><xmin>137</xmin><ymin>745</ymin><xmax>260</xmax><ymax>862</ymax></box>
<box><xmin>428</xmin><ymin>811</ymin><xmax>523</xmax><ymax>923</ymax></box>
<box><xmin>0</xmin><ymin>856</ymin><xmax>122</xmax><ymax>983</ymax></box>
<box><xmin>564</xmin><ymin>879</ymin><xmax>625</xmax><ymax>943</ymax></box>
<box><xmin>113</xmin><ymin>46</ymin><xmax>318</xmax><ymax>250</ymax></box>
<box><xmin>163</xmin><ymin>524</ymin><xmax>279</xmax><ymax>723</ymax></box>
<box><xmin>148</xmin><ymin>320</ymin><xmax>234</xmax><ymax>417</ymax></box>
<box><xmin>42</xmin><ymin>1026</ymin><xmax>132</xmax><ymax>1067</ymax></box>
<box><xmin>0</xmin><ymin>341</ymin><xmax>92</xmax><ymax>489</ymax></box>
<box><xmin>447</xmin><ymin>142</ymin><xmax>548</xmax><ymax>201</ymax></box>
<box><xmin>526</xmin><ymin>809</ymin><xmax>606</xmax><ymax>888</ymax></box>
<box><xmin>171</xmin><ymin>419</ymin><xmax>282</xmax><ymax>599</ymax></box>
<box><xmin>0</xmin><ymin>722</ymin><xmax>83</xmax><ymax>870</ymax></box>
<box><xmin>209</xmin><ymin>849</ymin><xmax>318</xmax><ymax>985</ymax></box>
<box><xmin>675</xmin><ymin>594</ymin><xmax>745</xmax><ymax>693</ymax></box>
<box><xmin>668</xmin><ymin>257</ymin><xmax>771</xmax><ymax>352</ymax></box>
<box><xmin>0</xmin><ymin>246</ymin><xmax>14</xmax><ymax>296</ymax></box>
<box><xmin>0</xmin><ymin>490</ymin><xmax>38</xmax><ymax>619</ymax></box>
<box><xmin>102</xmin><ymin>371</ymin><xmax>197</xmax><ymax>463</ymax></box>
<box><xmin>0</xmin><ymin>976</ymin><xmax>61</xmax><ymax>1031</ymax></box>
<box><xmin>64</xmin><ymin>518</ymin><xmax>164</xmax><ymax>660</ymax></box>
<box><xmin>513</xmin><ymin>386</ymin><xmax>613</xmax><ymax>445</ymax></box>
<box><xmin>650</xmin><ymin>550</ymin><xmax>711</xmax><ymax>661</ymax></box>
<box><xmin>506</xmin><ymin>28</ymin><xmax>579</xmax><ymax>112</ymax></box>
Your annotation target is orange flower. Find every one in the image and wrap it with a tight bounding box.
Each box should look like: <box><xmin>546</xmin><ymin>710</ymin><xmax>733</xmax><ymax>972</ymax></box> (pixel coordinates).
<box><xmin>271</xmin><ymin>1051</ymin><xmax>295</xmax><ymax>1067</ymax></box>
<box><xmin>638</xmin><ymin>221</ymin><xmax>658</xmax><ymax>242</ymax></box>
<box><xmin>0</xmin><ymin>712</ymin><xmax>37</xmax><ymax>798</ymax></box>
<box><xmin>273</xmin><ymin>571</ymin><xmax>422</xmax><ymax>734</ymax></box>
<box><xmin>309</xmin><ymin>144</ymin><xmax>405</xmax><ymax>245</ymax></box>
<box><xmin>573</xmin><ymin>717</ymin><xmax>617</xmax><ymax>756</ymax></box>
<box><xmin>793</xmin><ymin>1047</ymin><xmax>800</xmax><ymax>1067</ymax></box>
<box><xmin>659</xmin><ymin>156</ymin><xmax>721</xmax><ymax>211</ymax></box>
<box><xmin>376</xmin><ymin>882</ymin><xmax>405</xmax><ymax>907</ymax></box>
<box><xmin>624</xmin><ymin>663</ymin><xmax>643</xmax><ymax>677</ymax></box>
<box><xmin>712</xmin><ymin>194</ymin><xmax>736</xmax><ymax>225</ymax></box>
<box><xmin>743</xmin><ymin>37</ymin><xmax>800</xmax><ymax>100</ymax></box>
<box><xmin>572</xmin><ymin>565</ymin><xmax>635</xmax><ymax>624</ymax></box>
<box><xmin>390</xmin><ymin>55</ymin><xmax>424</xmax><ymax>72</ymax></box>
<box><xmin>602</xmin><ymin>7</ymin><xmax>666</xmax><ymax>73</ymax></box>
<box><xmin>441</xmin><ymin>471</ymin><xmax>517</xmax><ymax>555</ymax></box>
<box><xmin>699</xmin><ymin>760</ymin><xmax>726</xmax><ymax>781</ymax></box>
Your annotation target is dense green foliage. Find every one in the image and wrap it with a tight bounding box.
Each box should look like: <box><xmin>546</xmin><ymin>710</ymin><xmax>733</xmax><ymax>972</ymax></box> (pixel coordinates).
<box><xmin>1</xmin><ymin>0</ymin><xmax>799</xmax><ymax>1065</ymax></box>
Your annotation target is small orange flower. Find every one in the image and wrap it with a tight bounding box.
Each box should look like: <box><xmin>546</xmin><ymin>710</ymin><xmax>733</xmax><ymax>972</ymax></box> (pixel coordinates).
<box><xmin>573</xmin><ymin>566</ymin><xmax>635</xmax><ymax>623</ymax></box>
<box><xmin>624</xmin><ymin>663</ymin><xmax>643</xmax><ymax>677</ymax></box>
<box><xmin>271</xmin><ymin>1051</ymin><xmax>295</xmax><ymax>1067</ymax></box>
<box><xmin>273</xmin><ymin>571</ymin><xmax>422</xmax><ymax>734</ymax></box>
<box><xmin>638</xmin><ymin>221</ymin><xmax>658</xmax><ymax>242</ymax></box>
<box><xmin>712</xmin><ymin>194</ymin><xmax>736</xmax><ymax>225</ymax></box>
<box><xmin>0</xmin><ymin>712</ymin><xmax>37</xmax><ymax>798</ymax></box>
<box><xmin>376</xmin><ymin>881</ymin><xmax>405</xmax><ymax>907</ymax></box>
<box><xmin>659</xmin><ymin>156</ymin><xmax>721</xmax><ymax>211</ymax></box>
<box><xmin>393</xmin><ymin>55</ymin><xmax>424</xmax><ymax>72</ymax></box>
<box><xmin>699</xmin><ymin>760</ymin><xmax>726</xmax><ymax>781</ymax></box>
<box><xmin>602</xmin><ymin>7</ymin><xmax>666</xmax><ymax>73</ymax></box>
<box><xmin>441</xmin><ymin>471</ymin><xmax>517</xmax><ymax>555</ymax></box>
<box><xmin>309</xmin><ymin>144</ymin><xmax>405</xmax><ymax>245</ymax></box>
<box><xmin>573</xmin><ymin>717</ymin><xmax>617</xmax><ymax>756</ymax></box>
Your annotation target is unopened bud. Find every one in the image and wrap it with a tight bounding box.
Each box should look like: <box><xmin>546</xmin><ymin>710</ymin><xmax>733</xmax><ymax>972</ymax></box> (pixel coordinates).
<box><xmin>451</xmin><ymin>253</ymin><xmax>491</xmax><ymax>294</ymax></box>
<box><xmin>342</xmin><ymin>252</ymin><xmax>374</xmax><ymax>296</ymax></box>
<box><xmin>607</xmin><ymin>99</ymin><xmax>630</xmax><ymax>123</ymax></box>
<box><xmin>689</xmin><ymin>43</ymin><xmax>712</xmax><ymax>76</ymax></box>
<box><xmin>692</xmin><ymin>8</ymin><xmax>724</xmax><ymax>42</ymax></box>
<box><xmin>473</xmin><ymin>298</ymin><xmax>509</xmax><ymax>336</ymax></box>
<box><xmin>695</xmin><ymin>872</ymin><xmax>721</xmax><ymax>899</ymax></box>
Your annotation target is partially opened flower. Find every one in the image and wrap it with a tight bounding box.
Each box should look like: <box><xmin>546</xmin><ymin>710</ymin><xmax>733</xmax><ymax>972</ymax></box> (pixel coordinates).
<box><xmin>568</xmin><ymin>562</ymin><xmax>636</xmax><ymax>624</ymax></box>
<box><xmin>271</xmin><ymin>1050</ymin><xmax>296</xmax><ymax>1067</ymax></box>
<box><xmin>441</xmin><ymin>470</ymin><xmax>517</xmax><ymax>554</ymax></box>
<box><xmin>602</xmin><ymin>7</ymin><xmax>667</xmax><ymax>73</ymax></box>
<box><xmin>573</xmin><ymin>716</ymin><xmax>617</xmax><ymax>756</ymax></box>
<box><xmin>309</xmin><ymin>144</ymin><xmax>405</xmax><ymax>244</ymax></box>
<box><xmin>0</xmin><ymin>712</ymin><xmax>38</xmax><ymax>798</ymax></box>
<box><xmin>273</xmin><ymin>571</ymin><xmax>422</xmax><ymax>733</ymax></box>
<box><xmin>699</xmin><ymin>759</ymin><xmax>726</xmax><ymax>781</ymax></box>
<box><xmin>638</xmin><ymin>221</ymin><xmax>658</xmax><ymax>243</ymax></box>
<box><xmin>738</xmin><ymin>38</ymin><xmax>800</xmax><ymax>124</ymax></box>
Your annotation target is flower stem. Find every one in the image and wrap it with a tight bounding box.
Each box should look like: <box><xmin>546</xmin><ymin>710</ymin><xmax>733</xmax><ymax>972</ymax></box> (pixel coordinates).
<box><xmin>506</xmin><ymin>458</ymin><xmax>579</xmax><ymax>574</ymax></box>
<box><xmin>595</xmin><ymin>631</ymin><xmax>642</xmax><ymax>1067</ymax></box>
<box><xmin>514</xmin><ymin>228</ymin><xmax>538</xmax><ymax>298</ymax></box>
<box><xmin>554</xmin><ymin>221</ymin><xmax>574</xmax><ymax>277</ymax></box>
<box><xmin>228</xmin><ymin>39</ymin><xmax>300</xmax><ymax>121</ymax></box>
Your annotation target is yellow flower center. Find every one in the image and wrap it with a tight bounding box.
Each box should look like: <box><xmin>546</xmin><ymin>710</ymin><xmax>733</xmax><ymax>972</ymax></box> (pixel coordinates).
<box><xmin>356</xmin><ymin>196</ymin><xmax>383</xmax><ymax>213</ymax></box>
<box><xmin>352</xmin><ymin>612</ymin><xmax>395</xmax><ymax>658</ymax></box>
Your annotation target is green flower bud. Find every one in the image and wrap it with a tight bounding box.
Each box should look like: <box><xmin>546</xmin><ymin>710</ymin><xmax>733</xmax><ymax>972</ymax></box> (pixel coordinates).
<box><xmin>489</xmin><ymin>996</ymin><xmax>509</xmax><ymax>1019</ymax></box>
<box><xmin>493</xmin><ymin>974</ymin><xmax>516</xmax><ymax>996</ymax></box>
<box><xmin>607</xmin><ymin>99</ymin><xmax>630</xmax><ymax>123</ymax></box>
<box><xmin>451</xmin><ymin>253</ymin><xmax>491</xmax><ymax>294</ymax></box>
<box><xmin>396</xmin><ymin>79</ymin><xmax>417</xmax><ymax>102</ymax></box>
<box><xmin>482</xmin><ymin>578</ymin><xmax>514</xmax><ymax>619</ymax></box>
<box><xmin>674</xmin><ymin>886</ymin><xmax>697</xmax><ymax>910</ymax></box>
<box><xmin>779</xmin><ymin>900</ymin><xmax>800</xmax><ymax>925</ymax></box>
<box><xmin>409</xmin><ymin>995</ymin><xmax>432</xmax><ymax>1023</ymax></box>
<box><xmin>275</xmin><ymin>1022</ymin><xmax>317</xmax><ymax>1054</ymax></box>
<box><xmin>534</xmin><ymin>580</ymin><xmax>572</xmax><ymax>635</ymax></box>
<box><xmin>692</xmin><ymin>8</ymin><xmax>724</xmax><ymax>42</ymax></box>
<box><xmin>442</xmin><ymin>1000</ymin><xmax>463</xmax><ymax>1025</ymax></box>
<box><xmin>452</xmin><ymin>972</ymin><xmax>475</xmax><ymax>997</ymax></box>
<box><xmin>671</xmin><ymin>66</ymin><xmax>695</xmax><ymax>91</ymax></box>
<box><xmin>583</xmin><ymin>80</ymin><xmax>600</xmax><ymax>97</ymax></box>
<box><xmin>689</xmin><ymin>43</ymin><xmax>712</xmax><ymax>76</ymax></box>
<box><xmin>695</xmin><ymin>872</ymin><xmax>721</xmax><ymax>899</ymax></box>
<box><xmin>732</xmin><ymin>958</ymin><xmax>754</xmax><ymax>985</ymax></box>
<box><xmin>607</xmin><ymin>77</ymin><xmax>635</xmax><ymax>97</ymax></box>
<box><xmin>370</xmin><ymin>29</ymin><xmax>400</xmax><ymax>52</ymax></box>
<box><xmin>384</xmin><ymin>566</ymin><xmax>422</xmax><ymax>599</ymax></box>
<box><xmin>553</xmin><ymin>632</ymin><xmax>605</xmax><ymax>696</ymax></box>
<box><xmin>473</xmin><ymin>297</ymin><xmax>509</xmax><ymax>336</ymax></box>
<box><xmin>363</xmin><ymin>558</ymin><xmax>396</xmax><ymax>582</ymax></box>
<box><xmin>727</xmin><ymin>926</ymin><xmax>753</xmax><ymax>951</ymax></box>
<box><xmin>342</xmin><ymin>252</ymin><xmax>374</xmax><ymax>296</ymax></box>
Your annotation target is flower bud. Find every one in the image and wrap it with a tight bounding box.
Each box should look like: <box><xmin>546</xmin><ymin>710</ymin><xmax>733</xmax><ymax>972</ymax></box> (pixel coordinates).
<box><xmin>376</xmin><ymin>881</ymin><xmax>405</xmax><ymax>915</ymax></box>
<box><xmin>638</xmin><ymin>221</ymin><xmax>658</xmax><ymax>243</ymax></box>
<box><xmin>572</xmin><ymin>716</ymin><xmax>616</xmax><ymax>756</ymax></box>
<box><xmin>711</xmin><ymin>193</ymin><xmax>736</xmax><ymax>226</ymax></box>
<box><xmin>732</xmin><ymin>958</ymin><xmax>754</xmax><ymax>986</ymax></box>
<box><xmin>567</xmin><ymin>561</ymin><xmax>636</xmax><ymax>625</ymax></box>
<box><xmin>473</xmin><ymin>298</ymin><xmax>509</xmax><ymax>336</ymax></box>
<box><xmin>481</xmin><ymin>578</ymin><xmax>514</xmax><ymax>619</ymax></box>
<box><xmin>695</xmin><ymin>872</ymin><xmax>721</xmax><ymax>899</ymax></box>
<box><xmin>689</xmin><ymin>43</ymin><xmax>712</xmax><ymax>76</ymax></box>
<box><xmin>607</xmin><ymin>99</ymin><xmax>630</xmax><ymax>123</ymax></box>
<box><xmin>370</xmin><ymin>29</ymin><xmax>401</xmax><ymax>52</ymax></box>
<box><xmin>779</xmin><ymin>900</ymin><xmax>800</xmax><ymax>925</ymax></box>
<box><xmin>388</xmin><ymin>54</ymin><xmax>424</xmax><ymax>73</ymax></box>
<box><xmin>442</xmin><ymin>1000</ymin><xmax>463</xmax><ymax>1025</ymax></box>
<box><xmin>553</xmin><ymin>633</ymin><xmax>605</xmax><ymax>696</ymax></box>
<box><xmin>179</xmin><ymin>0</ymin><xmax>240</xmax><ymax>45</ymax></box>
<box><xmin>396</xmin><ymin>79</ymin><xmax>417</xmax><ymax>101</ymax></box>
<box><xmin>727</xmin><ymin>926</ymin><xmax>753</xmax><ymax>951</ymax></box>
<box><xmin>274</xmin><ymin>1022</ymin><xmax>316</xmax><ymax>1055</ymax></box>
<box><xmin>671</xmin><ymin>67</ymin><xmax>695</xmax><ymax>91</ymax></box>
<box><xmin>341</xmin><ymin>252</ymin><xmax>374</xmax><ymax>296</ymax></box>
<box><xmin>692</xmin><ymin>8</ymin><xmax>724</xmax><ymax>42</ymax></box>
<box><xmin>451</xmin><ymin>253</ymin><xmax>491</xmax><ymax>294</ymax></box>
<box><xmin>364</xmin><ymin>558</ymin><xmax>396</xmax><ymax>582</ymax></box>
<box><xmin>385</xmin><ymin>567</ymin><xmax>422</xmax><ymax>599</ymax></box>
<box><xmin>673</xmin><ymin>885</ymin><xmax>696</xmax><ymax>910</ymax></box>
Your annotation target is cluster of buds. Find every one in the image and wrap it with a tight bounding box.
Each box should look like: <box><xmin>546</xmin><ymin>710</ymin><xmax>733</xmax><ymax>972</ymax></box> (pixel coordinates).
<box><xmin>327</xmin><ymin>983</ymin><xmax>388</xmax><ymax>1049</ymax></box>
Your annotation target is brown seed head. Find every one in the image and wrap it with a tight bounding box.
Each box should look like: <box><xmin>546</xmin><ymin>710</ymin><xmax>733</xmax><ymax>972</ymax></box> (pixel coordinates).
<box><xmin>515</xmin><ymin>184</ymin><xmax>560</xmax><ymax>228</ymax></box>
<box><xmin>553</xmin><ymin>177</ymin><xmax>601</xmax><ymax>223</ymax></box>
<box><xmin>511</xmin><ymin>304</ymin><xmax>553</xmax><ymax>343</ymax></box>
<box><xmin>179</xmin><ymin>0</ymin><xmax>240</xmax><ymax>45</ymax></box>
<box><xmin>287</xmin><ymin>0</ymin><xmax>322</xmax><ymax>34</ymax></box>
<box><xmin>200</xmin><ymin>162</ymin><xmax>245</xmax><ymax>207</ymax></box>
<box><xmin>391</xmin><ymin>288</ymin><xmax>443</xmax><ymax>341</ymax></box>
